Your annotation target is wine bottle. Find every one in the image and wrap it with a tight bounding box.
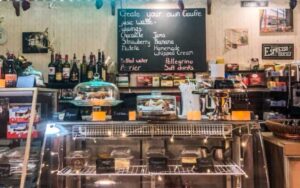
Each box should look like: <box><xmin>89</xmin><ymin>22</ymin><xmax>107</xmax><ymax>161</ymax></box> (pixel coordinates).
<box><xmin>5</xmin><ymin>55</ymin><xmax>17</xmax><ymax>88</ymax></box>
<box><xmin>48</xmin><ymin>52</ymin><xmax>56</xmax><ymax>83</ymax></box>
<box><xmin>70</xmin><ymin>54</ymin><xmax>79</xmax><ymax>83</ymax></box>
<box><xmin>95</xmin><ymin>49</ymin><xmax>102</xmax><ymax>79</ymax></box>
<box><xmin>101</xmin><ymin>51</ymin><xmax>107</xmax><ymax>81</ymax></box>
<box><xmin>80</xmin><ymin>54</ymin><xmax>88</xmax><ymax>82</ymax></box>
<box><xmin>55</xmin><ymin>54</ymin><xmax>63</xmax><ymax>82</ymax></box>
<box><xmin>87</xmin><ymin>53</ymin><xmax>94</xmax><ymax>80</ymax></box>
<box><xmin>63</xmin><ymin>54</ymin><xmax>70</xmax><ymax>83</ymax></box>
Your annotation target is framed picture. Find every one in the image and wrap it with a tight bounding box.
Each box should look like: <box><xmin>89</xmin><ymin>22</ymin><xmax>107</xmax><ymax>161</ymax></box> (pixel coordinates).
<box><xmin>224</xmin><ymin>28</ymin><xmax>248</xmax><ymax>51</ymax></box>
<box><xmin>262</xmin><ymin>44</ymin><xmax>294</xmax><ymax>60</ymax></box>
<box><xmin>22</xmin><ymin>32</ymin><xmax>48</xmax><ymax>53</ymax></box>
<box><xmin>260</xmin><ymin>9</ymin><xmax>293</xmax><ymax>33</ymax></box>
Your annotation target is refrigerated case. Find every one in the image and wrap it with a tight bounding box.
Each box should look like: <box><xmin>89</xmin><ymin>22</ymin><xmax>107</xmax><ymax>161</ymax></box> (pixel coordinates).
<box><xmin>39</xmin><ymin>121</ymin><xmax>269</xmax><ymax>188</ymax></box>
<box><xmin>0</xmin><ymin>88</ymin><xmax>58</xmax><ymax>188</ymax></box>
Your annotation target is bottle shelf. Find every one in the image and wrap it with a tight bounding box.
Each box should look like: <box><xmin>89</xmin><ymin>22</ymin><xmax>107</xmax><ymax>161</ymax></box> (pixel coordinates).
<box><xmin>71</xmin><ymin>122</ymin><xmax>233</xmax><ymax>139</ymax></box>
<box><xmin>47</xmin><ymin>82</ymin><xmax>78</xmax><ymax>89</ymax></box>
<box><xmin>57</xmin><ymin>161</ymin><xmax>246</xmax><ymax>177</ymax></box>
<box><xmin>119</xmin><ymin>87</ymin><xmax>180</xmax><ymax>94</ymax></box>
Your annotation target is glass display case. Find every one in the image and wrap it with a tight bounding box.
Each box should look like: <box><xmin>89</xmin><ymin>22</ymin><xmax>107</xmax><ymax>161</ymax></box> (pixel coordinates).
<box><xmin>137</xmin><ymin>91</ymin><xmax>177</xmax><ymax>120</ymax></box>
<box><xmin>39</xmin><ymin>121</ymin><xmax>269</xmax><ymax>188</ymax></box>
<box><xmin>0</xmin><ymin>88</ymin><xmax>58</xmax><ymax>188</ymax></box>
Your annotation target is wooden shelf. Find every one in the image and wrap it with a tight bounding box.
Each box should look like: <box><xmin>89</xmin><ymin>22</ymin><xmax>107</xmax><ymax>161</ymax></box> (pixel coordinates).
<box><xmin>119</xmin><ymin>87</ymin><xmax>180</xmax><ymax>94</ymax></box>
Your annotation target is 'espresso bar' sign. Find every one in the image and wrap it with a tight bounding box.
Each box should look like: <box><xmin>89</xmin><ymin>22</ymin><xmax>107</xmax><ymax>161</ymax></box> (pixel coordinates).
<box><xmin>262</xmin><ymin>44</ymin><xmax>294</xmax><ymax>60</ymax></box>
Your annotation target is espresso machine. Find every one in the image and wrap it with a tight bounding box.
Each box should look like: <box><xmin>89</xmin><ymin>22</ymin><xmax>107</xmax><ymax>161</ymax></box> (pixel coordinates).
<box><xmin>194</xmin><ymin>78</ymin><xmax>247</xmax><ymax>120</ymax></box>
<box><xmin>209</xmin><ymin>89</ymin><xmax>231</xmax><ymax>120</ymax></box>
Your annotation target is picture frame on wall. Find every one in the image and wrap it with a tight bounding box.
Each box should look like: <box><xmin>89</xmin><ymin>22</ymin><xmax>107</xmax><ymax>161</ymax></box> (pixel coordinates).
<box><xmin>262</xmin><ymin>43</ymin><xmax>294</xmax><ymax>60</ymax></box>
<box><xmin>22</xmin><ymin>32</ymin><xmax>48</xmax><ymax>53</ymax></box>
<box><xmin>259</xmin><ymin>9</ymin><xmax>293</xmax><ymax>34</ymax></box>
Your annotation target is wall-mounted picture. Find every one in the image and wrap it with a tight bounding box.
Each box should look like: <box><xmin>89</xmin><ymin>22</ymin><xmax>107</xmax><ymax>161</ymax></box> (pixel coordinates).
<box><xmin>224</xmin><ymin>28</ymin><xmax>248</xmax><ymax>52</ymax></box>
<box><xmin>22</xmin><ymin>32</ymin><xmax>48</xmax><ymax>53</ymax></box>
<box><xmin>260</xmin><ymin>9</ymin><xmax>293</xmax><ymax>33</ymax></box>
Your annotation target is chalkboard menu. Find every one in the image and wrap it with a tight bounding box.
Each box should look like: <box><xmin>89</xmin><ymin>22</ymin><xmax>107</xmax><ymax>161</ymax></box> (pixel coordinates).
<box><xmin>118</xmin><ymin>9</ymin><xmax>207</xmax><ymax>72</ymax></box>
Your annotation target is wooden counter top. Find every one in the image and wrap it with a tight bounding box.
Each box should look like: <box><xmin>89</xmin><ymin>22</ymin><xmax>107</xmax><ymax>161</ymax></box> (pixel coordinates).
<box><xmin>262</xmin><ymin>132</ymin><xmax>300</xmax><ymax>156</ymax></box>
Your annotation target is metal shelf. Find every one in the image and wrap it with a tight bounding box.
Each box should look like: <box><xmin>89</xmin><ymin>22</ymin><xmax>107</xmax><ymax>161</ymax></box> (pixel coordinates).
<box><xmin>119</xmin><ymin>87</ymin><xmax>180</xmax><ymax>94</ymax></box>
<box><xmin>57</xmin><ymin>161</ymin><xmax>246</xmax><ymax>177</ymax></box>
<box><xmin>72</xmin><ymin>123</ymin><xmax>233</xmax><ymax>139</ymax></box>
<box><xmin>0</xmin><ymin>88</ymin><xmax>57</xmax><ymax>97</ymax></box>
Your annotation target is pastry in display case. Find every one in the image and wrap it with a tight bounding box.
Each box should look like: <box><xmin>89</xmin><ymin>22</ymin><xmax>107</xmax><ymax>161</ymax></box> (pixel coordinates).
<box><xmin>66</xmin><ymin>150</ymin><xmax>90</xmax><ymax>171</ymax></box>
<box><xmin>110</xmin><ymin>147</ymin><xmax>133</xmax><ymax>171</ymax></box>
<box><xmin>181</xmin><ymin>148</ymin><xmax>201</xmax><ymax>167</ymax></box>
<box><xmin>137</xmin><ymin>91</ymin><xmax>177</xmax><ymax>120</ymax></box>
<box><xmin>147</xmin><ymin>147</ymin><xmax>168</xmax><ymax>172</ymax></box>
<box><xmin>72</xmin><ymin>76</ymin><xmax>122</xmax><ymax>107</ymax></box>
<box><xmin>96</xmin><ymin>153</ymin><xmax>115</xmax><ymax>174</ymax></box>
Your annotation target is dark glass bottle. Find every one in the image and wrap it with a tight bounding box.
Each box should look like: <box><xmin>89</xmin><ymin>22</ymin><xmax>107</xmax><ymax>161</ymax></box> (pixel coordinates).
<box><xmin>0</xmin><ymin>57</ymin><xmax>4</xmax><ymax>80</ymax></box>
<box><xmin>5</xmin><ymin>55</ymin><xmax>17</xmax><ymax>88</ymax></box>
<box><xmin>48</xmin><ymin>52</ymin><xmax>56</xmax><ymax>83</ymax></box>
<box><xmin>87</xmin><ymin>53</ymin><xmax>94</xmax><ymax>80</ymax></box>
<box><xmin>101</xmin><ymin>51</ymin><xmax>107</xmax><ymax>81</ymax></box>
<box><xmin>80</xmin><ymin>54</ymin><xmax>88</xmax><ymax>82</ymax></box>
<box><xmin>55</xmin><ymin>54</ymin><xmax>63</xmax><ymax>82</ymax></box>
<box><xmin>70</xmin><ymin>54</ymin><xmax>79</xmax><ymax>83</ymax></box>
<box><xmin>95</xmin><ymin>49</ymin><xmax>102</xmax><ymax>79</ymax></box>
<box><xmin>63</xmin><ymin>55</ymin><xmax>70</xmax><ymax>83</ymax></box>
<box><xmin>95</xmin><ymin>49</ymin><xmax>102</xmax><ymax>78</ymax></box>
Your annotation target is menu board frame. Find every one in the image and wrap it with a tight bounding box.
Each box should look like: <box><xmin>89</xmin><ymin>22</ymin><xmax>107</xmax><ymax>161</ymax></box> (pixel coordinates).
<box><xmin>117</xmin><ymin>8</ymin><xmax>207</xmax><ymax>73</ymax></box>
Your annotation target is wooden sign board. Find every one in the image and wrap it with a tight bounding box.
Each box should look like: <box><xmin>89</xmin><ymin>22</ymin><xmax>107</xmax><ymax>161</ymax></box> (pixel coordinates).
<box><xmin>262</xmin><ymin>44</ymin><xmax>294</xmax><ymax>60</ymax></box>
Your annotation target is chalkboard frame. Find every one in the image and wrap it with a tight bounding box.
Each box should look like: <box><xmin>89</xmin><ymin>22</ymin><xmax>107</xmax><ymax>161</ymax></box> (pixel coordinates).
<box><xmin>117</xmin><ymin>8</ymin><xmax>207</xmax><ymax>73</ymax></box>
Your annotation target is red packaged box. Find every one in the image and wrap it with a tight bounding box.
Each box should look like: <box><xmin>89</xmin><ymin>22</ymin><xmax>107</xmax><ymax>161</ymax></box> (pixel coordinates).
<box><xmin>136</xmin><ymin>76</ymin><xmax>153</xmax><ymax>87</ymax></box>
<box><xmin>248</xmin><ymin>73</ymin><xmax>265</xmax><ymax>86</ymax></box>
<box><xmin>7</xmin><ymin>123</ymin><xmax>39</xmax><ymax>139</ymax></box>
<box><xmin>7</xmin><ymin>104</ymin><xmax>40</xmax><ymax>139</ymax></box>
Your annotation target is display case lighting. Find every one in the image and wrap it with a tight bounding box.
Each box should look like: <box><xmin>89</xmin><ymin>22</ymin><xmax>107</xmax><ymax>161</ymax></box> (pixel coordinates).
<box><xmin>46</xmin><ymin>124</ymin><xmax>61</xmax><ymax>135</ymax></box>
<box><xmin>170</xmin><ymin>135</ymin><xmax>174</xmax><ymax>143</ymax></box>
<box><xmin>121</xmin><ymin>132</ymin><xmax>127</xmax><ymax>138</ymax></box>
<box><xmin>94</xmin><ymin>179</ymin><xmax>116</xmax><ymax>186</ymax></box>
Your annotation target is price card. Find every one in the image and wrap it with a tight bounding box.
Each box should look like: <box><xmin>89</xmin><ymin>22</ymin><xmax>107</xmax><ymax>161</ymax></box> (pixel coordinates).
<box><xmin>128</xmin><ymin>111</ymin><xmax>136</xmax><ymax>121</ymax></box>
<box><xmin>0</xmin><ymin>79</ymin><xmax>5</xmax><ymax>88</ymax></box>
<box><xmin>92</xmin><ymin>111</ymin><xmax>106</xmax><ymax>121</ymax></box>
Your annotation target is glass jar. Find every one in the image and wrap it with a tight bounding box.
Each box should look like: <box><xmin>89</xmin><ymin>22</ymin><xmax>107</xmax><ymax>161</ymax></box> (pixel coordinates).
<box><xmin>73</xmin><ymin>76</ymin><xmax>121</xmax><ymax>106</ymax></box>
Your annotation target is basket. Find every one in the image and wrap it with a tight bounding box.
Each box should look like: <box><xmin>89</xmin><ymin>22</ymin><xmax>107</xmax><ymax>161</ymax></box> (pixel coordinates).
<box><xmin>265</xmin><ymin>120</ymin><xmax>300</xmax><ymax>140</ymax></box>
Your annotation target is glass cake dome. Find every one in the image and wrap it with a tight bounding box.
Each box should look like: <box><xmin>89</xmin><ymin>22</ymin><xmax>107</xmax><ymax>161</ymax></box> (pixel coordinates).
<box><xmin>71</xmin><ymin>76</ymin><xmax>122</xmax><ymax>107</ymax></box>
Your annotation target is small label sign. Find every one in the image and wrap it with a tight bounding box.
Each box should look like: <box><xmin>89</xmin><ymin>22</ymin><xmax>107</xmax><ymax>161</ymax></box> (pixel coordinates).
<box><xmin>241</xmin><ymin>0</ymin><xmax>269</xmax><ymax>7</ymax></box>
<box><xmin>262</xmin><ymin>44</ymin><xmax>294</xmax><ymax>60</ymax></box>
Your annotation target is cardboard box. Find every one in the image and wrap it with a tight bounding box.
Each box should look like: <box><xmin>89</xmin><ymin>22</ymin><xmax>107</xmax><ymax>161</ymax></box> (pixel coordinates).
<box><xmin>136</xmin><ymin>76</ymin><xmax>152</xmax><ymax>87</ymax></box>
